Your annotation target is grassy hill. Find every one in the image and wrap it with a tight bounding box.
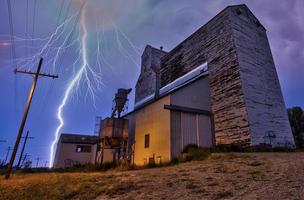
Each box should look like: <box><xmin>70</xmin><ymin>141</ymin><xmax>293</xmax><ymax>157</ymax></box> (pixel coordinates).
<box><xmin>1</xmin><ymin>153</ymin><xmax>304</xmax><ymax>200</ymax></box>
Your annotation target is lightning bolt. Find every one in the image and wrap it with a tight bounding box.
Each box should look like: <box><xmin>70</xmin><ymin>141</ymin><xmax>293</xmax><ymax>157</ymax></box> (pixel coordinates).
<box><xmin>49</xmin><ymin>5</ymin><xmax>89</xmax><ymax>168</ymax></box>
<box><xmin>4</xmin><ymin>1</ymin><xmax>141</xmax><ymax>168</ymax></box>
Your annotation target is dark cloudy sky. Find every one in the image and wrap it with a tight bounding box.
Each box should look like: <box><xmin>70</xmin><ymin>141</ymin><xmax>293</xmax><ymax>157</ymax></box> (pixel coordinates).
<box><xmin>0</xmin><ymin>0</ymin><xmax>303</xmax><ymax>166</ymax></box>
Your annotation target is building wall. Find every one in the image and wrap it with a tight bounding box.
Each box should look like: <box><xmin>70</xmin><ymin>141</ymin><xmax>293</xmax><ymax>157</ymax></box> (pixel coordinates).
<box><xmin>160</xmin><ymin>5</ymin><xmax>294</xmax><ymax>147</ymax></box>
<box><xmin>229</xmin><ymin>6</ymin><xmax>295</xmax><ymax>146</ymax></box>
<box><xmin>125</xmin><ymin>112</ymin><xmax>136</xmax><ymax>157</ymax></box>
<box><xmin>134</xmin><ymin>96</ymin><xmax>171</xmax><ymax>165</ymax></box>
<box><xmin>169</xmin><ymin>76</ymin><xmax>213</xmax><ymax>158</ymax></box>
<box><xmin>54</xmin><ymin>143</ymin><xmax>97</xmax><ymax>168</ymax></box>
<box><xmin>170</xmin><ymin>76</ymin><xmax>211</xmax><ymax>111</ymax></box>
<box><xmin>161</xmin><ymin>5</ymin><xmax>251</xmax><ymax>145</ymax></box>
<box><xmin>135</xmin><ymin>45</ymin><xmax>167</xmax><ymax>103</ymax></box>
<box><xmin>170</xmin><ymin>111</ymin><xmax>213</xmax><ymax>158</ymax></box>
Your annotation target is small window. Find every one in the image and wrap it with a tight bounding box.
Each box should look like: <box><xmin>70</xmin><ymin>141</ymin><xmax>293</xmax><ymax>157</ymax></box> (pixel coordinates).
<box><xmin>76</xmin><ymin>145</ymin><xmax>91</xmax><ymax>153</ymax></box>
<box><xmin>144</xmin><ymin>134</ymin><xmax>150</xmax><ymax>148</ymax></box>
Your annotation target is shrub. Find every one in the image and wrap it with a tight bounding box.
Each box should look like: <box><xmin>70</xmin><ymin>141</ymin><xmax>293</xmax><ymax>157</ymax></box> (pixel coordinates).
<box><xmin>170</xmin><ymin>157</ymin><xmax>180</xmax><ymax>165</ymax></box>
<box><xmin>102</xmin><ymin>162</ymin><xmax>117</xmax><ymax>170</ymax></box>
<box><xmin>182</xmin><ymin>144</ymin><xmax>210</xmax><ymax>161</ymax></box>
<box><xmin>146</xmin><ymin>162</ymin><xmax>157</xmax><ymax>168</ymax></box>
<box><xmin>182</xmin><ymin>144</ymin><xmax>199</xmax><ymax>153</ymax></box>
<box><xmin>212</xmin><ymin>144</ymin><xmax>249</xmax><ymax>152</ymax></box>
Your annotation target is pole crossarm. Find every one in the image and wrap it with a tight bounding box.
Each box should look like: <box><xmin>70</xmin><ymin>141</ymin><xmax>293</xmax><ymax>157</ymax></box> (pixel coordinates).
<box><xmin>5</xmin><ymin>57</ymin><xmax>58</xmax><ymax>179</ymax></box>
<box><xmin>14</xmin><ymin>69</ymin><xmax>58</xmax><ymax>79</ymax></box>
<box><xmin>21</xmin><ymin>136</ymin><xmax>34</xmax><ymax>139</ymax></box>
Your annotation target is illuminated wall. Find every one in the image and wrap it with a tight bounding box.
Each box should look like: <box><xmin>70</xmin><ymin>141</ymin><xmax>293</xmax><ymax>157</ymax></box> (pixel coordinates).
<box><xmin>54</xmin><ymin>143</ymin><xmax>97</xmax><ymax>168</ymax></box>
<box><xmin>134</xmin><ymin>96</ymin><xmax>171</xmax><ymax>165</ymax></box>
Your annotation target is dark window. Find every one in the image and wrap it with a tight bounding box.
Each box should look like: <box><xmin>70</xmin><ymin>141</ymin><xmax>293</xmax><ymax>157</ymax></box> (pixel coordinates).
<box><xmin>76</xmin><ymin>145</ymin><xmax>91</xmax><ymax>153</ymax></box>
<box><xmin>144</xmin><ymin>134</ymin><xmax>150</xmax><ymax>148</ymax></box>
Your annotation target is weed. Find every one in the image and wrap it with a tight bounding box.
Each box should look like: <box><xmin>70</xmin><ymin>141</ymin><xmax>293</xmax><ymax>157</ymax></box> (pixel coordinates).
<box><xmin>106</xmin><ymin>181</ymin><xmax>139</xmax><ymax>197</ymax></box>
<box><xmin>213</xmin><ymin>191</ymin><xmax>233</xmax><ymax>200</ymax></box>
<box><xmin>247</xmin><ymin>161</ymin><xmax>262</xmax><ymax>167</ymax></box>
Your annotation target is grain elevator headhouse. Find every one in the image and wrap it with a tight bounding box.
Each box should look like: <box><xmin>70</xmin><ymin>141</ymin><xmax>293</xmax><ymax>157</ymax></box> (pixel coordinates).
<box><xmin>129</xmin><ymin>4</ymin><xmax>294</xmax><ymax>166</ymax></box>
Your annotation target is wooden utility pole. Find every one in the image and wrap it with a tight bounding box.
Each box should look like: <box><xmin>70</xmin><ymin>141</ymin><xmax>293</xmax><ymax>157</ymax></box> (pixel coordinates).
<box><xmin>5</xmin><ymin>58</ymin><xmax>58</xmax><ymax>179</ymax></box>
<box><xmin>4</xmin><ymin>146</ymin><xmax>11</xmax><ymax>164</ymax></box>
<box><xmin>0</xmin><ymin>140</ymin><xmax>6</xmax><ymax>164</ymax></box>
<box><xmin>20</xmin><ymin>153</ymin><xmax>29</xmax><ymax>167</ymax></box>
<box><xmin>16</xmin><ymin>130</ymin><xmax>34</xmax><ymax>169</ymax></box>
<box><xmin>35</xmin><ymin>157</ymin><xmax>41</xmax><ymax>168</ymax></box>
<box><xmin>44</xmin><ymin>161</ymin><xmax>48</xmax><ymax>168</ymax></box>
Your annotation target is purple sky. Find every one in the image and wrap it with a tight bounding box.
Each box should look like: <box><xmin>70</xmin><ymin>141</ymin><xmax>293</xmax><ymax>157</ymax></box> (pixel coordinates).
<box><xmin>0</xmin><ymin>0</ymin><xmax>303</xmax><ymax>166</ymax></box>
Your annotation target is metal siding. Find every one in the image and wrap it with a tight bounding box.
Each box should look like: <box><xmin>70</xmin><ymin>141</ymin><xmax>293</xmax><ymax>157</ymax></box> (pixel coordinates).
<box><xmin>170</xmin><ymin>111</ymin><xmax>213</xmax><ymax>159</ymax></box>
<box><xmin>198</xmin><ymin>115</ymin><xmax>213</xmax><ymax>147</ymax></box>
<box><xmin>170</xmin><ymin>111</ymin><xmax>181</xmax><ymax>158</ymax></box>
<box><xmin>182</xmin><ymin>113</ymin><xmax>197</xmax><ymax>147</ymax></box>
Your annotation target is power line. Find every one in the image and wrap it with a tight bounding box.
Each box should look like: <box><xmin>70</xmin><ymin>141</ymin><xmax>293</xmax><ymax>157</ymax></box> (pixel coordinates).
<box><xmin>26</xmin><ymin>0</ymin><xmax>29</xmax><ymax>56</ymax></box>
<box><xmin>30</xmin><ymin>0</ymin><xmax>37</xmax><ymax>55</ymax></box>
<box><xmin>6</xmin><ymin>0</ymin><xmax>21</xmax><ymax>126</ymax></box>
<box><xmin>6</xmin><ymin>0</ymin><xmax>17</xmax><ymax>66</ymax></box>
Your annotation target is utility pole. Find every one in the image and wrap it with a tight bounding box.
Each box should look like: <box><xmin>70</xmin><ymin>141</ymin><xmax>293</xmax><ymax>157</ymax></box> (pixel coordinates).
<box><xmin>0</xmin><ymin>140</ymin><xmax>6</xmax><ymax>165</ymax></box>
<box><xmin>17</xmin><ymin>130</ymin><xmax>34</xmax><ymax>169</ymax></box>
<box><xmin>20</xmin><ymin>153</ymin><xmax>29</xmax><ymax>167</ymax></box>
<box><xmin>44</xmin><ymin>161</ymin><xmax>48</xmax><ymax>168</ymax></box>
<box><xmin>0</xmin><ymin>140</ymin><xmax>5</xmax><ymax>151</ymax></box>
<box><xmin>35</xmin><ymin>157</ymin><xmax>41</xmax><ymax>168</ymax></box>
<box><xmin>4</xmin><ymin>146</ymin><xmax>11</xmax><ymax>164</ymax></box>
<box><xmin>5</xmin><ymin>58</ymin><xmax>58</xmax><ymax>179</ymax></box>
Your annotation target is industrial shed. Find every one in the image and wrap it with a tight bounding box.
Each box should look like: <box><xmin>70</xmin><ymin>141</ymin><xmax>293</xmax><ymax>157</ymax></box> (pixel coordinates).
<box><xmin>53</xmin><ymin>134</ymin><xmax>99</xmax><ymax>168</ymax></box>
<box><xmin>126</xmin><ymin>62</ymin><xmax>214</xmax><ymax>165</ymax></box>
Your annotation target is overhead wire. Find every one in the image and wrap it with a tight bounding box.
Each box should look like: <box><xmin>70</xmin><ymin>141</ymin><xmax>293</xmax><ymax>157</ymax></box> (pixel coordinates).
<box><xmin>6</xmin><ymin>0</ymin><xmax>21</xmax><ymax>126</ymax></box>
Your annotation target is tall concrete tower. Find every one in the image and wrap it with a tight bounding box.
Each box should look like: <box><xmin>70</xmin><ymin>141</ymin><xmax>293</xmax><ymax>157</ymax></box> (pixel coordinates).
<box><xmin>135</xmin><ymin>45</ymin><xmax>167</xmax><ymax>104</ymax></box>
<box><xmin>160</xmin><ymin>4</ymin><xmax>295</xmax><ymax>147</ymax></box>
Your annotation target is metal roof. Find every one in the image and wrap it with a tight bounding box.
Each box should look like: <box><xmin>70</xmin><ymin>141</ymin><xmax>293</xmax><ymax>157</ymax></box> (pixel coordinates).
<box><xmin>134</xmin><ymin>62</ymin><xmax>208</xmax><ymax>109</ymax></box>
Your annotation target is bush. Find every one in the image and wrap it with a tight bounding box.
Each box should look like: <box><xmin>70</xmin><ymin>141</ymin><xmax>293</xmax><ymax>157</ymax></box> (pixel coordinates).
<box><xmin>182</xmin><ymin>144</ymin><xmax>199</xmax><ymax>153</ymax></box>
<box><xmin>102</xmin><ymin>162</ymin><xmax>117</xmax><ymax>170</ymax></box>
<box><xmin>170</xmin><ymin>157</ymin><xmax>180</xmax><ymax>165</ymax></box>
<box><xmin>182</xmin><ymin>144</ymin><xmax>210</xmax><ymax>161</ymax></box>
<box><xmin>212</xmin><ymin>144</ymin><xmax>249</xmax><ymax>152</ymax></box>
<box><xmin>146</xmin><ymin>162</ymin><xmax>157</xmax><ymax>168</ymax></box>
<box><xmin>212</xmin><ymin>143</ymin><xmax>295</xmax><ymax>153</ymax></box>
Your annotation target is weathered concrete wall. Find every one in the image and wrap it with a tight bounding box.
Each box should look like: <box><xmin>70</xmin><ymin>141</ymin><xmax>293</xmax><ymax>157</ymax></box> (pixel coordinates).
<box><xmin>135</xmin><ymin>45</ymin><xmax>167</xmax><ymax>103</ymax></box>
<box><xmin>161</xmin><ymin>5</ymin><xmax>251</xmax><ymax>145</ymax></box>
<box><xmin>230</xmin><ymin>6</ymin><xmax>295</xmax><ymax>146</ymax></box>
<box><xmin>160</xmin><ymin>4</ymin><xmax>294</xmax><ymax>146</ymax></box>
<box><xmin>54</xmin><ymin>143</ymin><xmax>97</xmax><ymax>168</ymax></box>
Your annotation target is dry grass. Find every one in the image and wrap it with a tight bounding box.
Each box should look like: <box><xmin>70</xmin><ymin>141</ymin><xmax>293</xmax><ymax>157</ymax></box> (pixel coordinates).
<box><xmin>1</xmin><ymin>152</ymin><xmax>304</xmax><ymax>200</ymax></box>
